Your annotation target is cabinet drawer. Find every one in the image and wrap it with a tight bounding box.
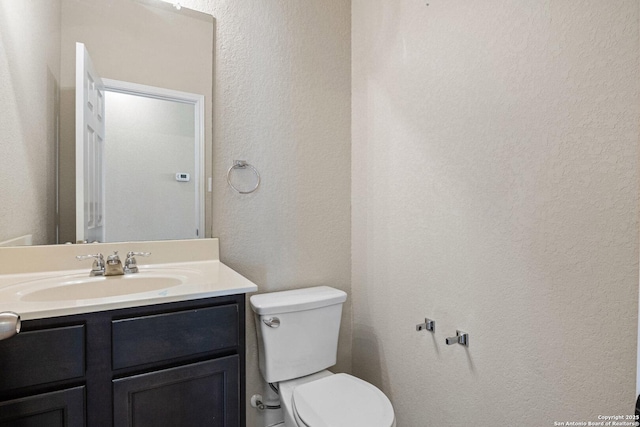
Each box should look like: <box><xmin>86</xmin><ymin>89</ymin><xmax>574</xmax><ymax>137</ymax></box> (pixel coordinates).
<box><xmin>112</xmin><ymin>304</ymin><xmax>238</xmax><ymax>369</ymax></box>
<box><xmin>0</xmin><ymin>325</ymin><xmax>85</xmax><ymax>392</ymax></box>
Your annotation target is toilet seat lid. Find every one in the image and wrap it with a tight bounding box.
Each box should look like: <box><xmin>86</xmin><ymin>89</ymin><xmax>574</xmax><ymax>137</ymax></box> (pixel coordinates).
<box><xmin>292</xmin><ymin>373</ymin><xmax>394</xmax><ymax>427</ymax></box>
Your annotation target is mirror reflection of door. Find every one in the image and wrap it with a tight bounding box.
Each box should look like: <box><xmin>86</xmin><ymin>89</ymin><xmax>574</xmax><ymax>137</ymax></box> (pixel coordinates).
<box><xmin>76</xmin><ymin>43</ymin><xmax>106</xmax><ymax>243</ymax></box>
<box><xmin>76</xmin><ymin>43</ymin><xmax>204</xmax><ymax>243</ymax></box>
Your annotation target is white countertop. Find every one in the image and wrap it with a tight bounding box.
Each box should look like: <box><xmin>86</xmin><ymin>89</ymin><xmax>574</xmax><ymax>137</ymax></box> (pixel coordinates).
<box><xmin>0</xmin><ymin>238</ymin><xmax>258</xmax><ymax>320</ymax></box>
<box><xmin>0</xmin><ymin>260</ymin><xmax>257</xmax><ymax>320</ymax></box>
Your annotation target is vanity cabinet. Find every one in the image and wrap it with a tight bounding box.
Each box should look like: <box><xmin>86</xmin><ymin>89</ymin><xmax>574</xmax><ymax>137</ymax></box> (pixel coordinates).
<box><xmin>113</xmin><ymin>357</ymin><xmax>238</xmax><ymax>427</ymax></box>
<box><xmin>0</xmin><ymin>295</ymin><xmax>246</xmax><ymax>427</ymax></box>
<box><xmin>0</xmin><ymin>387</ymin><xmax>85</xmax><ymax>427</ymax></box>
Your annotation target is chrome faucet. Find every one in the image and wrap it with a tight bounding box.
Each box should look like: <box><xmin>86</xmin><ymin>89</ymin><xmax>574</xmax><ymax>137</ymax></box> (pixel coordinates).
<box><xmin>76</xmin><ymin>253</ymin><xmax>106</xmax><ymax>276</ymax></box>
<box><xmin>105</xmin><ymin>252</ymin><xmax>124</xmax><ymax>276</ymax></box>
<box><xmin>124</xmin><ymin>252</ymin><xmax>151</xmax><ymax>274</ymax></box>
<box><xmin>77</xmin><ymin>251</ymin><xmax>151</xmax><ymax>276</ymax></box>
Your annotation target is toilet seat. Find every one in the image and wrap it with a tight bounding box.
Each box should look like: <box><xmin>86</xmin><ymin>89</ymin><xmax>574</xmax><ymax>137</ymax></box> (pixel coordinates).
<box><xmin>292</xmin><ymin>373</ymin><xmax>395</xmax><ymax>427</ymax></box>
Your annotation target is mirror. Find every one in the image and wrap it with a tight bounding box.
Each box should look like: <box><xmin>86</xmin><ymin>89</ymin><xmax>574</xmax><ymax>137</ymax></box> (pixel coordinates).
<box><xmin>0</xmin><ymin>0</ymin><xmax>213</xmax><ymax>246</ymax></box>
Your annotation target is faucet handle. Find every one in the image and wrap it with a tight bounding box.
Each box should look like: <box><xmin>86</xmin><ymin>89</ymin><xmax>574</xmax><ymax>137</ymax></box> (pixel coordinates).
<box><xmin>126</xmin><ymin>251</ymin><xmax>151</xmax><ymax>260</ymax></box>
<box><xmin>76</xmin><ymin>253</ymin><xmax>105</xmax><ymax>276</ymax></box>
<box><xmin>76</xmin><ymin>253</ymin><xmax>103</xmax><ymax>261</ymax></box>
<box><xmin>124</xmin><ymin>251</ymin><xmax>151</xmax><ymax>274</ymax></box>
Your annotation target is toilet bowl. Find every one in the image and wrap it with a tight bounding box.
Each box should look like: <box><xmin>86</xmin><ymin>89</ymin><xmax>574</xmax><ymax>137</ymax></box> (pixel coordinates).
<box><xmin>250</xmin><ymin>286</ymin><xmax>396</xmax><ymax>427</ymax></box>
<box><xmin>288</xmin><ymin>372</ymin><xmax>395</xmax><ymax>427</ymax></box>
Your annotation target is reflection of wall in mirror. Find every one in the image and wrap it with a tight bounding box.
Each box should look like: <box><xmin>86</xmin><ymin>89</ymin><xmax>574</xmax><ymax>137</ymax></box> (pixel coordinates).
<box><xmin>104</xmin><ymin>91</ymin><xmax>197</xmax><ymax>242</ymax></box>
<box><xmin>0</xmin><ymin>1</ymin><xmax>61</xmax><ymax>245</ymax></box>
<box><xmin>58</xmin><ymin>0</ymin><xmax>213</xmax><ymax>244</ymax></box>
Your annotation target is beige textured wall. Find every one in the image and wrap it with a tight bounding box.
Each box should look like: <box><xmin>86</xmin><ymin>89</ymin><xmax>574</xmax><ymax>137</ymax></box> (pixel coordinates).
<box><xmin>0</xmin><ymin>1</ymin><xmax>60</xmax><ymax>245</ymax></box>
<box><xmin>352</xmin><ymin>1</ymin><xmax>638</xmax><ymax>426</ymax></box>
<box><xmin>2</xmin><ymin>1</ymin><xmax>638</xmax><ymax>426</ymax></box>
<box><xmin>181</xmin><ymin>0</ymin><xmax>351</xmax><ymax>425</ymax></box>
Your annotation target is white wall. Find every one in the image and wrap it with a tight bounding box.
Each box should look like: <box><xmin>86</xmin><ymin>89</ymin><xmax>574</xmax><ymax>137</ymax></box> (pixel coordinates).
<box><xmin>352</xmin><ymin>1</ymin><xmax>638</xmax><ymax>426</ymax></box>
<box><xmin>0</xmin><ymin>1</ymin><xmax>60</xmax><ymax>245</ymax></box>
<box><xmin>104</xmin><ymin>91</ymin><xmax>197</xmax><ymax>242</ymax></box>
<box><xmin>180</xmin><ymin>1</ymin><xmax>352</xmax><ymax>425</ymax></box>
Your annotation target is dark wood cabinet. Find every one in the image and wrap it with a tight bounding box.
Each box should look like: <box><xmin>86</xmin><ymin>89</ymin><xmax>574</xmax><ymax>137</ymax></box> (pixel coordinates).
<box><xmin>0</xmin><ymin>295</ymin><xmax>246</xmax><ymax>427</ymax></box>
<box><xmin>0</xmin><ymin>387</ymin><xmax>85</xmax><ymax>427</ymax></box>
<box><xmin>113</xmin><ymin>356</ymin><xmax>239</xmax><ymax>427</ymax></box>
<box><xmin>0</xmin><ymin>325</ymin><xmax>85</xmax><ymax>393</ymax></box>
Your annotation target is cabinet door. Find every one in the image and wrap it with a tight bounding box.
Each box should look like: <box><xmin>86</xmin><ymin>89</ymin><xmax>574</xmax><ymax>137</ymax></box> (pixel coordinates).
<box><xmin>113</xmin><ymin>356</ymin><xmax>239</xmax><ymax>427</ymax></box>
<box><xmin>0</xmin><ymin>386</ymin><xmax>85</xmax><ymax>427</ymax></box>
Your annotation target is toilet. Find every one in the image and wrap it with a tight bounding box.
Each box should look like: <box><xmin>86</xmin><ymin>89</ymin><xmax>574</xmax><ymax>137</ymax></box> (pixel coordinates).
<box><xmin>250</xmin><ymin>286</ymin><xmax>396</xmax><ymax>427</ymax></box>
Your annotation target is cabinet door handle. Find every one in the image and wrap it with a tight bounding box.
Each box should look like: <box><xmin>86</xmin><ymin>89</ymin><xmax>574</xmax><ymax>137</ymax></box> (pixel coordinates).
<box><xmin>263</xmin><ymin>317</ymin><xmax>280</xmax><ymax>328</ymax></box>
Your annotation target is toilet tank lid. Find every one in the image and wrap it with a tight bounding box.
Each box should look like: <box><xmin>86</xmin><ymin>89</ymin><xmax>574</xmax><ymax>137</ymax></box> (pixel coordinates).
<box><xmin>250</xmin><ymin>286</ymin><xmax>347</xmax><ymax>315</ymax></box>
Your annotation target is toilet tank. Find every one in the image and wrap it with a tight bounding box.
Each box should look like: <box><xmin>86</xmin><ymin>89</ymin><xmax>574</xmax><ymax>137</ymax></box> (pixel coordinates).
<box><xmin>250</xmin><ymin>286</ymin><xmax>347</xmax><ymax>383</ymax></box>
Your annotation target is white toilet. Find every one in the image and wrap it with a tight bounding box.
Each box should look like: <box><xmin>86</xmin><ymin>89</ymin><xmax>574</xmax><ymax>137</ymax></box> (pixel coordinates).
<box><xmin>250</xmin><ymin>286</ymin><xmax>396</xmax><ymax>427</ymax></box>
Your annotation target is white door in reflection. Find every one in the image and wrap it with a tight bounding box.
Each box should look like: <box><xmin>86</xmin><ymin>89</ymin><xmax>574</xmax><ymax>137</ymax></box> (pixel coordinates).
<box><xmin>102</xmin><ymin>86</ymin><xmax>203</xmax><ymax>242</ymax></box>
<box><xmin>76</xmin><ymin>43</ymin><xmax>106</xmax><ymax>243</ymax></box>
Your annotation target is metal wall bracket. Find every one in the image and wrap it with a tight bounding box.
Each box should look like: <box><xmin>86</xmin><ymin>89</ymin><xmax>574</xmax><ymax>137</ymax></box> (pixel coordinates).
<box><xmin>445</xmin><ymin>330</ymin><xmax>469</xmax><ymax>347</ymax></box>
<box><xmin>416</xmin><ymin>318</ymin><xmax>435</xmax><ymax>333</ymax></box>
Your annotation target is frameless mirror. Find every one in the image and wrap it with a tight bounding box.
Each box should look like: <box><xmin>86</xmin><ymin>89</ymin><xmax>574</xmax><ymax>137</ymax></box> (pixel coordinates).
<box><xmin>0</xmin><ymin>0</ymin><xmax>213</xmax><ymax>246</ymax></box>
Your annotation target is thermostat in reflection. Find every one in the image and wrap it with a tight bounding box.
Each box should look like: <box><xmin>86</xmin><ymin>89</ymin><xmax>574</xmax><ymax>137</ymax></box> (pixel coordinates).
<box><xmin>175</xmin><ymin>173</ymin><xmax>190</xmax><ymax>182</ymax></box>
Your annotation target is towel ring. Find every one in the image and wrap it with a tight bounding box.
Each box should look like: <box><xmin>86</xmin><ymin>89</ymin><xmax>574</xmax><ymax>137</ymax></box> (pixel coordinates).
<box><xmin>227</xmin><ymin>160</ymin><xmax>260</xmax><ymax>194</ymax></box>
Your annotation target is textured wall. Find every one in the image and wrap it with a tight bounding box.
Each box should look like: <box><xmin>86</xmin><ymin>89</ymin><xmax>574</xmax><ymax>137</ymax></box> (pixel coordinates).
<box><xmin>352</xmin><ymin>1</ymin><xmax>638</xmax><ymax>426</ymax></box>
<box><xmin>180</xmin><ymin>1</ymin><xmax>351</xmax><ymax>425</ymax></box>
<box><xmin>0</xmin><ymin>1</ymin><xmax>60</xmax><ymax>245</ymax></box>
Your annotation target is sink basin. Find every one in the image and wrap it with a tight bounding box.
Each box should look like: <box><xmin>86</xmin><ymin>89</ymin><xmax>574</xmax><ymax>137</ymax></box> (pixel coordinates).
<box><xmin>18</xmin><ymin>273</ymin><xmax>186</xmax><ymax>302</ymax></box>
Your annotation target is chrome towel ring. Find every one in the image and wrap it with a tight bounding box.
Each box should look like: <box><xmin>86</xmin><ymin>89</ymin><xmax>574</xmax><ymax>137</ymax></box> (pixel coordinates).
<box><xmin>227</xmin><ymin>160</ymin><xmax>260</xmax><ymax>194</ymax></box>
